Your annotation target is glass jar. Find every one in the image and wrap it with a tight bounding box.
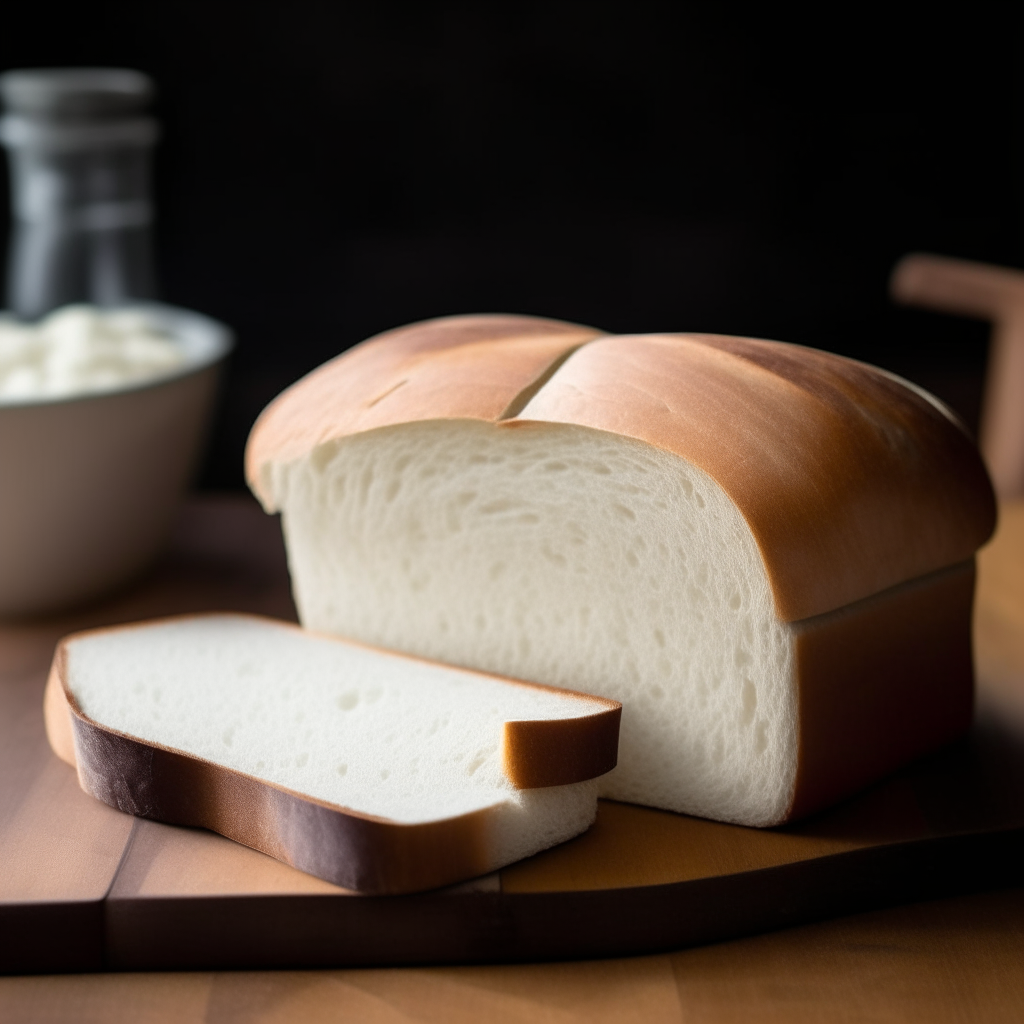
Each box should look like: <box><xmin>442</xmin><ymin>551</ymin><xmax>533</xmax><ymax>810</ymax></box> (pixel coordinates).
<box><xmin>0</xmin><ymin>68</ymin><xmax>158</xmax><ymax>319</ymax></box>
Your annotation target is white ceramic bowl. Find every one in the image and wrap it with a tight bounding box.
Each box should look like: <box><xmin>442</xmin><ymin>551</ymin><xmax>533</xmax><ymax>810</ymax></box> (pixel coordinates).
<box><xmin>0</xmin><ymin>302</ymin><xmax>232</xmax><ymax>616</ymax></box>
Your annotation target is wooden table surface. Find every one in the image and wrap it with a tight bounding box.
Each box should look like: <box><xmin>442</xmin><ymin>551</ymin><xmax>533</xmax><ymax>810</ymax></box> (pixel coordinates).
<box><xmin>2</xmin><ymin>495</ymin><xmax>1024</xmax><ymax>1022</ymax></box>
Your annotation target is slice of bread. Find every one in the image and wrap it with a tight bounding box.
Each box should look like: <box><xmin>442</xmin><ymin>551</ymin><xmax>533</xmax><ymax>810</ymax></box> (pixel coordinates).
<box><xmin>44</xmin><ymin>613</ymin><xmax>620</xmax><ymax>894</ymax></box>
<box><xmin>246</xmin><ymin>316</ymin><xmax>996</xmax><ymax>827</ymax></box>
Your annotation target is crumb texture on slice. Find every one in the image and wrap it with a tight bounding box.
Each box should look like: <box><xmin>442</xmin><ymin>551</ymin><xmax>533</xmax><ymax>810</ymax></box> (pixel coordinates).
<box><xmin>64</xmin><ymin>615</ymin><xmax>607</xmax><ymax>825</ymax></box>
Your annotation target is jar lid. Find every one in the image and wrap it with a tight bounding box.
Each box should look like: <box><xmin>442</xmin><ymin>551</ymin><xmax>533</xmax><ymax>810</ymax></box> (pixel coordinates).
<box><xmin>0</xmin><ymin>68</ymin><xmax>153</xmax><ymax>121</ymax></box>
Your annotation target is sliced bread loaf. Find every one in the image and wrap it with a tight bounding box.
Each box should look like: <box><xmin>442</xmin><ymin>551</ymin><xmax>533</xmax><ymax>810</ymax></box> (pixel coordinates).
<box><xmin>45</xmin><ymin>613</ymin><xmax>620</xmax><ymax>894</ymax></box>
<box><xmin>246</xmin><ymin>315</ymin><xmax>996</xmax><ymax>827</ymax></box>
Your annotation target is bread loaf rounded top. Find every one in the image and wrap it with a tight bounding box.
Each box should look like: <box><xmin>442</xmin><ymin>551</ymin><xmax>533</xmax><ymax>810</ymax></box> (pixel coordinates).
<box><xmin>246</xmin><ymin>315</ymin><xmax>996</xmax><ymax>622</ymax></box>
<box><xmin>245</xmin><ymin>313</ymin><xmax>603</xmax><ymax>488</ymax></box>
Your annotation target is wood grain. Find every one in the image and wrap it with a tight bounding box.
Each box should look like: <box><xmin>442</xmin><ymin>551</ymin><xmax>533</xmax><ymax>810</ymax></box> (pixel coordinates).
<box><xmin>668</xmin><ymin>886</ymin><xmax>1024</xmax><ymax>1024</ymax></box>
<box><xmin>2</xmin><ymin>889</ymin><xmax>1022</xmax><ymax>1022</ymax></box>
<box><xmin>0</xmin><ymin>599</ymin><xmax>133</xmax><ymax>972</ymax></box>
<box><xmin>108</xmin><ymin>819</ymin><xmax>348</xmax><ymax>898</ymax></box>
<box><xmin>502</xmin><ymin>771</ymin><xmax>930</xmax><ymax>893</ymax></box>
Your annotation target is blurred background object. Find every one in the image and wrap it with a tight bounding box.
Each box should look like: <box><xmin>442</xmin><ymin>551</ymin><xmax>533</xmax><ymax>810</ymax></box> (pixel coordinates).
<box><xmin>0</xmin><ymin>2</ymin><xmax>1017</xmax><ymax>489</ymax></box>
<box><xmin>0</xmin><ymin>66</ymin><xmax>231</xmax><ymax>616</ymax></box>
<box><xmin>892</xmin><ymin>254</ymin><xmax>1024</xmax><ymax>499</ymax></box>
<box><xmin>0</xmin><ymin>67</ymin><xmax>157</xmax><ymax>319</ymax></box>
<box><xmin>0</xmin><ymin>304</ymin><xmax>230</xmax><ymax>616</ymax></box>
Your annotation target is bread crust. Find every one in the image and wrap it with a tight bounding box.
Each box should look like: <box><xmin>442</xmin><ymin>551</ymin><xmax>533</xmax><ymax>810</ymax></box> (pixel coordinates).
<box><xmin>245</xmin><ymin>314</ymin><xmax>603</xmax><ymax>508</ymax></box>
<box><xmin>786</xmin><ymin>559</ymin><xmax>976</xmax><ymax>822</ymax></box>
<box><xmin>246</xmin><ymin>321</ymin><xmax>994</xmax><ymax>621</ymax></box>
<box><xmin>503</xmin><ymin>711</ymin><xmax>621</xmax><ymax>790</ymax></box>
<box><xmin>45</xmin><ymin>614</ymin><xmax>620</xmax><ymax>895</ymax></box>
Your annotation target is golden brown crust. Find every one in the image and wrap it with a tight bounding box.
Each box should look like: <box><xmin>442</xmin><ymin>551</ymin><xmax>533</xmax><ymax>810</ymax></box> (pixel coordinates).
<box><xmin>46</xmin><ymin>612</ymin><xmax>620</xmax><ymax>894</ymax></box>
<box><xmin>504</xmin><ymin>705</ymin><xmax>621</xmax><ymax>789</ymax></box>
<box><xmin>245</xmin><ymin>314</ymin><xmax>603</xmax><ymax>508</ymax></box>
<box><xmin>785</xmin><ymin>559</ymin><xmax>976</xmax><ymax>822</ymax></box>
<box><xmin>517</xmin><ymin>334</ymin><xmax>995</xmax><ymax>620</ymax></box>
<box><xmin>43</xmin><ymin>651</ymin><xmax>76</xmax><ymax>768</ymax></box>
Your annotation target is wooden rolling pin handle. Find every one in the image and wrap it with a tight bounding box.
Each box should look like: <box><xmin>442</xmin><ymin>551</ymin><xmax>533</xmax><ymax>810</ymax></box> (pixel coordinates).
<box><xmin>891</xmin><ymin>253</ymin><xmax>1024</xmax><ymax>498</ymax></box>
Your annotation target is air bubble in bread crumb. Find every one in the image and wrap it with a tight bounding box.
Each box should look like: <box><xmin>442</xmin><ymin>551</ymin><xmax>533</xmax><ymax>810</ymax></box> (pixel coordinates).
<box><xmin>740</xmin><ymin>680</ymin><xmax>757</xmax><ymax>726</ymax></box>
<box><xmin>542</xmin><ymin>545</ymin><xmax>566</xmax><ymax>566</ymax></box>
<box><xmin>337</xmin><ymin>692</ymin><xmax>358</xmax><ymax>711</ymax></box>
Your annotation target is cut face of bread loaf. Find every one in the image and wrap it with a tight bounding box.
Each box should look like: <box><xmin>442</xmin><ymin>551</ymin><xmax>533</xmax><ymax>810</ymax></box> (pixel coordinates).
<box><xmin>45</xmin><ymin>613</ymin><xmax>620</xmax><ymax>894</ymax></box>
<box><xmin>246</xmin><ymin>315</ymin><xmax>996</xmax><ymax>827</ymax></box>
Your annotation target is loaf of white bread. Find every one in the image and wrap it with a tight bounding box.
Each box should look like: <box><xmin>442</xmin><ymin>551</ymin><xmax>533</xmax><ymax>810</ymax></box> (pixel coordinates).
<box><xmin>44</xmin><ymin>614</ymin><xmax>620</xmax><ymax>894</ymax></box>
<box><xmin>246</xmin><ymin>314</ymin><xmax>997</xmax><ymax>827</ymax></box>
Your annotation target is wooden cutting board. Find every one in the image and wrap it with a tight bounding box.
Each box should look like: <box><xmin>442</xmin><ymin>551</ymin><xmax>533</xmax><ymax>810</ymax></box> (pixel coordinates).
<box><xmin>2</xmin><ymin>496</ymin><xmax>1023</xmax><ymax>974</ymax></box>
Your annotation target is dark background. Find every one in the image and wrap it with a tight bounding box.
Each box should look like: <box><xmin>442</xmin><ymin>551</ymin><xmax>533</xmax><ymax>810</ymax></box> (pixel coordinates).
<box><xmin>2</xmin><ymin>3</ymin><xmax>1019</xmax><ymax>489</ymax></box>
